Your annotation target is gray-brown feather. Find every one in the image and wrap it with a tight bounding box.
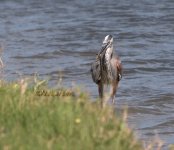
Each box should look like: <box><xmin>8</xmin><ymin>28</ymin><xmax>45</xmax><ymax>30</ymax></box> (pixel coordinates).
<box><xmin>91</xmin><ymin>55</ymin><xmax>101</xmax><ymax>84</ymax></box>
<box><xmin>91</xmin><ymin>53</ymin><xmax>121</xmax><ymax>85</ymax></box>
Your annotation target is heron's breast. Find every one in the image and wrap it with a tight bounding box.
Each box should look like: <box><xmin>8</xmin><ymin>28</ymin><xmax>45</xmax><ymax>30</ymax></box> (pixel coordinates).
<box><xmin>105</xmin><ymin>48</ymin><xmax>112</xmax><ymax>62</ymax></box>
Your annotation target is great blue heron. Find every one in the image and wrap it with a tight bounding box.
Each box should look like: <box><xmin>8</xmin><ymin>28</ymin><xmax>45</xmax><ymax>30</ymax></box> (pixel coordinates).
<box><xmin>91</xmin><ymin>35</ymin><xmax>122</xmax><ymax>108</ymax></box>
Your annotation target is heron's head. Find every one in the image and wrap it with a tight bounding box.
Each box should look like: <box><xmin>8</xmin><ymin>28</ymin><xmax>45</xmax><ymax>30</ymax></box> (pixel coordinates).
<box><xmin>102</xmin><ymin>35</ymin><xmax>113</xmax><ymax>45</ymax></box>
<box><xmin>99</xmin><ymin>35</ymin><xmax>113</xmax><ymax>58</ymax></box>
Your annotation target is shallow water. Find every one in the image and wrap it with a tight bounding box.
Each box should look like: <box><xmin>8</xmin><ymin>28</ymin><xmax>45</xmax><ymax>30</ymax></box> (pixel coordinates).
<box><xmin>0</xmin><ymin>0</ymin><xmax>174</xmax><ymax>148</ymax></box>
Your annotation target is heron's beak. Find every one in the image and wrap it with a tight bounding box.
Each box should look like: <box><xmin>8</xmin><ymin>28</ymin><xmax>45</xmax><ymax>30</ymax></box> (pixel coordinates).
<box><xmin>99</xmin><ymin>42</ymin><xmax>108</xmax><ymax>56</ymax></box>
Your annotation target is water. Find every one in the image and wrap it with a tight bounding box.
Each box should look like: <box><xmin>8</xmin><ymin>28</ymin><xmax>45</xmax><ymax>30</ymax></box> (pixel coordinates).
<box><xmin>0</xmin><ymin>0</ymin><xmax>174</xmax><ymax>148</ymax></box>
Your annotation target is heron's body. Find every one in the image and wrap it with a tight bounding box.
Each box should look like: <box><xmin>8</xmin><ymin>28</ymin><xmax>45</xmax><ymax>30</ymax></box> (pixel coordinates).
<box><xmin>91</xmin><ymin>35</ymin><xmax>122</xmax><ymax>108</ymax></box>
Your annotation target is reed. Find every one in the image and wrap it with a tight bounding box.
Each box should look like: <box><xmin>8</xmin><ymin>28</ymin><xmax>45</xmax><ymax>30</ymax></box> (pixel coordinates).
<box><xmin>0</xmin><ymin>79</ymin><xmax>144</xmax><ymax>150</ymax></box>
<box><xmin>0</xmin><ymin>78</ymin><xmax>167</xmax><ymax>150</ymax></box>
<box><xmin>0</xmin><ymin>44</ymin><xmax>4</xmax><ymax>68</ymax></box>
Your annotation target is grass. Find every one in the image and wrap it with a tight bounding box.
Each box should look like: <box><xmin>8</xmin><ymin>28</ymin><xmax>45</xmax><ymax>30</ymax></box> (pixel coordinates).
<box><xmin>0</xmin><ymin>79</ymin><xmax>166</xmax><ymax>150</ymax></box>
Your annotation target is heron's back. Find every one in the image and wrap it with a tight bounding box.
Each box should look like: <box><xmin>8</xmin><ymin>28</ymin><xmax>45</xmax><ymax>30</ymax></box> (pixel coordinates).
<box><xmin>91</xmin><ymin>55</ymin><xmax>119</xmax><ymax>85</ymax></box>
<box><xmin>91</xmin><ymin>56</ymin><xmax>101</xmax><ymax>84</ymax></box>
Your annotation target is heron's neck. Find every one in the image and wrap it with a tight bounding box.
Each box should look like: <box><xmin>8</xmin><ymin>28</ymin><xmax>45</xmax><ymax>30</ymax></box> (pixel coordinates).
<box><xmin>105</xmin><ymin>45</ymin><xmax>113</xmax><ymax>62</ymax></box>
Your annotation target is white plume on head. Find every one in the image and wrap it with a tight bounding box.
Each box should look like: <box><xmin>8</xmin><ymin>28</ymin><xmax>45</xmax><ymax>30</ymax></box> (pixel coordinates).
<box><xmin>103</xmin><ymin>35</ymin><xmax>113</xmax><ymax>44</ymax></box>
<box><xmin>104</xmin><ymin>35</ymin><xmax>110</xmax><ymax>41</ymax></box>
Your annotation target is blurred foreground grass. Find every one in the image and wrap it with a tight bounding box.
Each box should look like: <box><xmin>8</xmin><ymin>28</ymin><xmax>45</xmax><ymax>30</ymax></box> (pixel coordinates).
<box><xmin>0</xmin><ymin>79</ymin><xmax>167</xmax><ymax>150</ymax></box>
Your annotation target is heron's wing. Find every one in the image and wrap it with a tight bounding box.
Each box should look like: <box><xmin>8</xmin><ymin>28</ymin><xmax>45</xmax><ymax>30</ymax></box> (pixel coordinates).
<box><xmin>115</xmin><ymin>56</ymin><xmax>123</xmax><ymax>81</ymax></box>
<box><xmin>91</xmin><ymin>56</ymin><xmax>101</xmax><ymax>84</ymax></box>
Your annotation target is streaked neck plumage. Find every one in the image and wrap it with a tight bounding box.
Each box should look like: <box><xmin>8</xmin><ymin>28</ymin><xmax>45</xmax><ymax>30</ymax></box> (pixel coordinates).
<box><xmin>104</xmin><ymin>44</ymin><xmax>114</xmax><ymax>82</ymax></box>
<box><xmin>105</xmin><ymin>44</ymin><xmax>113</xmax><ymax>62</ymax></box>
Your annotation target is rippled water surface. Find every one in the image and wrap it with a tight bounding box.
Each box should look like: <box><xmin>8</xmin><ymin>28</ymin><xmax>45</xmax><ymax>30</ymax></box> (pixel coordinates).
<box><xmin>0</xmin><ymin>0</ymin><xmax>174</xmax><ymax>148</ymax></box>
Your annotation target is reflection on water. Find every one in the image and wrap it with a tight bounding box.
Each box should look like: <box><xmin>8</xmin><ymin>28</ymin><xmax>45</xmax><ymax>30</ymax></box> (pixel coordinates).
<box><xmin>0</xmin><ymin>0</ymin><xmax>174</xmax><ymax>148</ymax></box>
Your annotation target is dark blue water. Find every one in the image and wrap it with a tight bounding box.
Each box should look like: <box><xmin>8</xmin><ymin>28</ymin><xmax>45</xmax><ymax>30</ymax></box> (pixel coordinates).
<box><xmin>0</xmin><ymin>0</ymin><xmax>174</xmax><ymax>148</ymax></box>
